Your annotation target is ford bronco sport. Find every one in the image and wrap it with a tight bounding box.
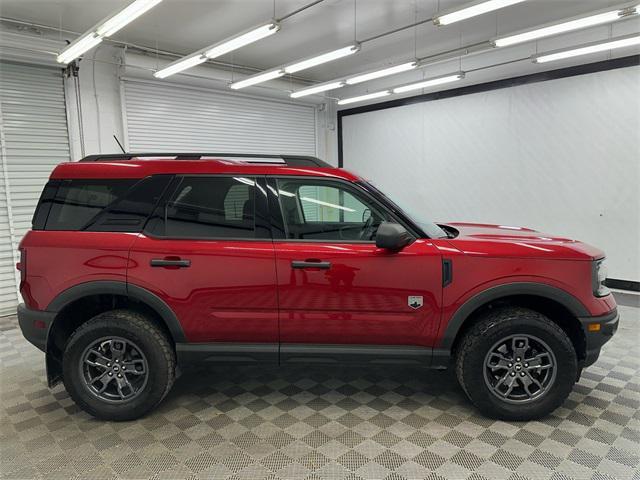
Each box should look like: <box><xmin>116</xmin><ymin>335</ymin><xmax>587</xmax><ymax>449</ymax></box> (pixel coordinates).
<box><xmin>18</xmin><ymin>153</ymin><xmax>619</xmax><ymax>421</ymax></box>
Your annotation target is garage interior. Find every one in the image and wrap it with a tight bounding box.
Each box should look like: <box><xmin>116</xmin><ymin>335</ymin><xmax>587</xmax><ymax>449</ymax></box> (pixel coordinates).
<box><xmin>0</xmin><ymin>0</ymin><xmax>639</xmax><ymax>479</ymax></box>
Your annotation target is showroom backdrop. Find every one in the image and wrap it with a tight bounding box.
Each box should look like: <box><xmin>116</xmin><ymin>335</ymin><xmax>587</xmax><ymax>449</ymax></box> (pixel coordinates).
<box><xmin>340</xmin><ymin>57</ymin><xmax>640</xmax><ymax>286</ymax></box>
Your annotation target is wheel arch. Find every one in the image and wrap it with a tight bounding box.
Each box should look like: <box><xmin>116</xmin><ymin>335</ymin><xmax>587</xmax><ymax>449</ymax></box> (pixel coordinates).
<box><xmin>44</xmin><ymin>281</ymin><xmax>185</xmax><ymax>386</ymax></box>
<box><xmin>441</xmin><ymin>282</ymin><xmax>589</xmax><ymax>363</ymax></box>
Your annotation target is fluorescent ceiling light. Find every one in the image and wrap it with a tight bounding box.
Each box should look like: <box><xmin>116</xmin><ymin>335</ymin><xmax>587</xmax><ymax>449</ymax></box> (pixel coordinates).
<box><xmin>337</xmin><ymin>91</ymin><xmax>391</xmax><ymax>105</ymax></box>
<box><xmin>230</xmin><ymin>69</ymin><xmax>285</xmax><ymax>89</ymax></box>
<box><xmin>284</xmin><ymin>44</ymin><xmax>360</xmax><ymax>74</ymax></box>
<box><xmin>96</xmin><ymin>0</ymin><xmax>163</xmax><ymax>37</ymax></box>
<box><xmin>494</xmin><ymin>6</ymin><xmax>637</xmax><ymax>47</ymax></box>
<box><xmin>291</xmin><ymin>81</ymin><xmax>345</xmax><ymax>98</ymax></box>
<box><xmin>392</xmin><ymin>72</ymin><xmax>464</xmax><ymax>94</ymax></box>
<box><xmin>533</xmin><ymin>34</ymin><xmax>640</xmax><ymax>63</ymax></box>
<box><xmin>154</xmin><ymin>22</ymin><xmax>279</xmax><ymax>79</ymax></box>
<box><xmin>154</xmin><ymin>55</ymin><xmax>207</xmax><ymax>78</ymax></box>
<box><xmin>57</xmin><ymin>0</ymin><xmax>163</xmax><ymax>64</ymax></box>
<box><xmin>345</xmin><ymin>62</ymin><xmax>418</xmax><ymax>85</ymax></box>
<box><xmin>434</xmin><ymin>0</ymin><xmax>526</xmax><ymax>26</ymax></box>
<box><xmin>204</xmin><ymin>22</ymin><xmax>280</xmax><ymax>60</ymax></box>
<box><xmin>57</xmin><ymin>33</ymin><xmax>103</xmax><ymax>64</ymax></box>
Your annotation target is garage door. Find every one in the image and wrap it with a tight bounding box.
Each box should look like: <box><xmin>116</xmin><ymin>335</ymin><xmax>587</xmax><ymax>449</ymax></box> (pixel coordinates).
<box><xmin>0</xmin><ymin>61</ymin><xmax>71</xmax><ymax>315</ymax></box>
<box><xmin>122</xmin><ymin>80</ymin><xmax>316</xmax><ymax>155</ymax></box>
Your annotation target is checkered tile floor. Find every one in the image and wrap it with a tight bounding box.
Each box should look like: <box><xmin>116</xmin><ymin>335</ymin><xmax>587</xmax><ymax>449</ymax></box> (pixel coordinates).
<box><xmin>1</xmin><ymin>301</ymin><xmax>638</xmax><ymax>480</ymax></box>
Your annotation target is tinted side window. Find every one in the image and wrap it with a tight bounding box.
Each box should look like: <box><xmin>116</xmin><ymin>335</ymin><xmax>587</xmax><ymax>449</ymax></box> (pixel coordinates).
<box><xmin>162</xmin><ymin>176</ymin><xmax>256</xmax><ymax>238</ymax></box>
<box><xmin>88</xmin><ymin>175</ymin><xmax>172</xmax><ymax>232</ymax></box>
<box><xmin>45</xmin><ymin>179</ymin><xmax>136</xmax><ymax>231</ymax></box>
<box><xmin>276</xmin><ymin>179</ymin><xmax>389</xmax><ymax>241</ymax></box>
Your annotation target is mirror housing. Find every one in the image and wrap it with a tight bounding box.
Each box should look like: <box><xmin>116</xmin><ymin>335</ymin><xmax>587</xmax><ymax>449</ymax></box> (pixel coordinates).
<box><xmin>375</xmin><ymin>222</ymin><xmax>413</xmax><ymax>251</ymax></box>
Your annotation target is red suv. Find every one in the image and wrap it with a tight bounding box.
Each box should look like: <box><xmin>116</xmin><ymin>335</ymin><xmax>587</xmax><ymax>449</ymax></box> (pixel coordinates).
<box><xmin>18</xmin><ymin>153</ymin><xmax>618</xmax><ymax>421</ymax></box>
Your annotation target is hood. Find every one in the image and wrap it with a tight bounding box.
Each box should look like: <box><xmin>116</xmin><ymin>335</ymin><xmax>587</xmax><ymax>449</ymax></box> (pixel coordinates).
<box><xmin>440</xmin><ymin>222</ymin><xmax>604</xmax><ymax>260</ymax></box>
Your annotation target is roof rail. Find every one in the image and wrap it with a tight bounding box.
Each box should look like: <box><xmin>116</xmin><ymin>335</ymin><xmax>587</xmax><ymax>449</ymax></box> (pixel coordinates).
<box><xmin>78</xmin><ymin>153</ymin><xmax>332</xmax><ymax>168</ymax></box>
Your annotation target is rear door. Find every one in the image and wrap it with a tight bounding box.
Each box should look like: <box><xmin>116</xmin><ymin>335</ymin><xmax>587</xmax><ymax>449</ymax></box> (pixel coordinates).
<box><xmin>127</xmin><ymin>175</ymin><xmax>279</xmax><ymax>352</ymax></box>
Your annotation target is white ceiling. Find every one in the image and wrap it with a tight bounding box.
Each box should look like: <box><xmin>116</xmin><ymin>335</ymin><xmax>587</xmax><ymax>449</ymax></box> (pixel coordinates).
<box><xmin>1</xmin><ymin>0</ymin><xmax>639</xmax><ymax>102</ymax></box>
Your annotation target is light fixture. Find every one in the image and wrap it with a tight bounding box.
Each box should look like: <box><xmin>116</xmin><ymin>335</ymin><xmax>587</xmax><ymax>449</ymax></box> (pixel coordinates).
<box><xmin>533</xmin><ymin>34</ymin><xmax>640</xmax><ymax>63</ymax></box>
<box><xmin>337</xmin><ymin>91</ymin><xmax>391</xmax><ymax>105</ymax></box>
<box><xmin>57</xmin><ymin>0</ymin><xmax>164</xmax><ymax>64</ymax></box>
<box><xmin>433</xmin><ymin>0</ymin><xmax>526</xmax><ymax>26</ymax></box>
<box><xmin>493</xmin><ymin>4</ymin><xmax>638</xmax><ymax>47</ymax></box>
<box><xmin>154</xmin><ymin>21</ymin><xmax>280</xmax><ymax>79</ymax></box>
<box><xmin>154</xmin><ymin>55</ymin><xmax>207</xmax><ymax>79</ymax></box>
<box><xmin>345</xmin><ymin>61</ymin><xmax>418</xmax><ymax>85</ymax></box>
<box><xmin>392</xmin><ymin>72</ymin><xmax>464</xmax><ymax>94</ymax></box>
<box><xmin>230</xmin><ymin>69</ymin><xmax>285</xmax><ymax>89</ymax></box>
<box><xmin>204</xmin><ymin>22</ymin><xmax>280</xmax><ymax>60</ymax></box>
<box><xmin>284</xmin><ymin>44</ymin><xmax>360</xmax><ymax>74</ymax></box>
<box><xmin>290</xmin><ymin>81</ymin><xmax>345</xmax><ymax>98</ymax></box>
<box><xmin>96</xmin><ymin>0</ymin><xmax>163</xmax><ymax>37</ymax></box>
<box><xmin>57</xmin><ymin>33</ymin><xmax>103</xmax><ymax>64</ymax></box>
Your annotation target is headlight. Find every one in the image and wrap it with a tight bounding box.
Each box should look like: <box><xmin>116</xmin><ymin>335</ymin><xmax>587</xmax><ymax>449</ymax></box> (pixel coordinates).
<box><xmin>592</xmin><ymin>258</ymin><xmax>610</xmax><ymax>297</ymax></box>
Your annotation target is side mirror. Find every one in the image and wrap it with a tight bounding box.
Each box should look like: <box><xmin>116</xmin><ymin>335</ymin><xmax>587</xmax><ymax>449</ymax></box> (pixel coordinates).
<box><xmin>375</xmin><ymin>222</ymin><xmax>413</xmax><ymax>251</ymax></box>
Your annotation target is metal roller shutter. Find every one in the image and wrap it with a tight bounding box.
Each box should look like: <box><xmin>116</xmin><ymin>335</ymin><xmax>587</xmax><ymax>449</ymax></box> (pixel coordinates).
<box><xmin>123</xmin><ymin>80</ymin><xmax>316</xmax><ymax>155</ymax></box>
<box><xmin>0</xmin><ymin>61</ymin><xmax>71</xmax><ymax>315</ymax></box>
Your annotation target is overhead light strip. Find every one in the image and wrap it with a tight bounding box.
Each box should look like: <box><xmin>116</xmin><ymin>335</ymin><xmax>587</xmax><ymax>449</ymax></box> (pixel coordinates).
<box><xmin>433</xmin><ymin>0</ymin><xmax>526</xmax><ymax>26</ymax></box>
<box><xmin>283</xmin><ymin>44</ymin><xmax>360</xmax><ymax>74</ymax></box>
<box><xmin>533</xmin><ymin>33</ymin><xmax>640</xmax><ymax>63</ymax></box>
<box><xmin>155</xmin><ymin>21</ymin><xmax>280</xmax><ymax>79</ymax></box>
<box><xmin>392</xmin><ymin>72</ymin><xmax>465</xmax><ymax>93</ymax></box>
<box><xmin>57</xmin><ymin>0</ymin><xmax>163</xmax><ymax>64</ymax></box>
<box><xmin>337</xmin><ymin>91</ymin><xmax>392</xmax><ymax>105</ymax></box>
<box><xmin>290</xmin><ymin>81</ymin><xmax>345</xmax><ymax>98</ymax></box>
<box><xmin>337</xmin><ymin>71</ymin><xmax>464</xmax><ymax>106</ymax></box>
<box><xmin>345</xmin><ymin>61</ymin><xmax>417</xmax><ymax>85</ymax></box>
<box><xmin>230</xmin><ymin>69</ymin><xmax>285</xmax><ymax>90</ymax></box>
<box><xmin>494</xmin><ymin>3</ymin><xmax>639</xmax><ymax>47</ymax></box>
<box><xmin>231</xmin><ymin>44</ymin><xmax>360</xmax><ymax>90</ymax></box>
<box><xmin>289</xmin><ymin>61</ymin><xmax>417</xmax><ymax>98</ymax></box>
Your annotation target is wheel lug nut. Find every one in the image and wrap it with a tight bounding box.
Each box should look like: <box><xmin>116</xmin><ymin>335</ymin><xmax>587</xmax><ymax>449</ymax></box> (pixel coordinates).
<box><xmin>108</xmin><ymin>372</ymin><xmax>113</xmax><ymax>376</ymax></box>
<box><xmin>516</xmin><ymin>357</ymin><xmax>521</xmax><ymax>362</ymax></box>
<box><xmin>524</xmin><ymin>363</ymin><xmax>529</xmax><ymax>367</ymax></box>
<box><xmin>122</xmin><ymin>366</ymin><xmax>126</xmax><ymax>370</ymax></box>
<box><xmin>117</xmin><ymin>374</ymin><xmax>122</xmax><ymax>378</ymax></box>
<box><xmin>508</xmin><ymin>363</ymin><xmax>513</xmax><ymax>367</ymax></box>
<box><xmin>520</xmin><ymin>372</ymin><xmax>525</xmax><ymax>376</ymax></box>
<box><xmin>510</xmin><ymin>372</ymin><xmax>515</xmax><ymax>376</ymax></box>
<box><xmin>107</xmin><ymin>363</ymin><xmax>111</xmax><ymax>367</ymax></box>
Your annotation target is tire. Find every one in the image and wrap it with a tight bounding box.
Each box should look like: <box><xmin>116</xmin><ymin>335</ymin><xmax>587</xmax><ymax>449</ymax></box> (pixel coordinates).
<box><xmin>455</xmin><ymin>307</ymin><xmax>577</xmax><ymax>421</ymax></box>
<box><xmin>62</xmin><ymin>309</ymin><xmax>176</xmax><ymax>421</ymax></box>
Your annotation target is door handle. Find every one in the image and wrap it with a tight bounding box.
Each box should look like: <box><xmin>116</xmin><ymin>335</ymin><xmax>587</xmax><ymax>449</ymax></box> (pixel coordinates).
<box><xmin>150</xmin><ymin>258</ymin><xmax>191</xmax><ymax>268</ymax></box>
<box><xmin>291</xmin><ymin>260</ymin><xmax>331</xmax><ymax>269</ymax></box>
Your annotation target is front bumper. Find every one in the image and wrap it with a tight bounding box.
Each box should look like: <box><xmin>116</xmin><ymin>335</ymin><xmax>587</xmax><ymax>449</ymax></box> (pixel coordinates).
<box><xmin>579</xmin><ymin>308</ymin><xmax>619</xmax><ymax>368</ymax></box>
<box><xmin>17</xmin><ymin>303</ymin><xmax>55</xmax><ymax>352</ymax></box>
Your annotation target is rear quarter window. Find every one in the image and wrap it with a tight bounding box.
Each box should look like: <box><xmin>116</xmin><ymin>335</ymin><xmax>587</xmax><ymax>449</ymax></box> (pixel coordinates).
<box><xmin>36</xmin><ymin>176</ymin><xmax>171</xmax><ymax>232</ymax></box>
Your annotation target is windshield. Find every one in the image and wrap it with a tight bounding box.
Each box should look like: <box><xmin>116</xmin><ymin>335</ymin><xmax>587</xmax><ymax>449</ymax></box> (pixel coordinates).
<box><xmin>359</xmin><ymin>181</ymin><xmax>448</xmax><ymax>239</ymax></box>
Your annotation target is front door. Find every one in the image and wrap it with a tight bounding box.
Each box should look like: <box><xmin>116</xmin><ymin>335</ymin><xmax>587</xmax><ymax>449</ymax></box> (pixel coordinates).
<box><xmin>268</xmin><ymin>177</ymin><xmax>443</xmax><ymax>348</ymax></box>
<box><xmin>128</xmin><ymin>175</ymin><xmax>278</xmax><ymax>351</ymax></box>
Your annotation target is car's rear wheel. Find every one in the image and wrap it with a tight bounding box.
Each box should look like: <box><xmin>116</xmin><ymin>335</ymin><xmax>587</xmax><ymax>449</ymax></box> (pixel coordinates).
<box><xmin>62</xmin><ymin>309</ymin><xmax>175</xmax><ymax>421</ymax></box>
<box><xmin>455</xmin><ymin>307</ymin><xmax>577</xmax><ymax>420</ymax></box>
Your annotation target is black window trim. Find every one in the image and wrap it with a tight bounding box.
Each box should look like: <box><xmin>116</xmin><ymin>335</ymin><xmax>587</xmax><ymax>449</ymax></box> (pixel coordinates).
<box><xmin>142</xmin><ymin>174</ymin><xmax>273</xmax><ymax>242</ymax></box>
<box><xmin>266</xmin><ymin>175</ymin><xmax>421</xmax><ymax>244</ymax></box>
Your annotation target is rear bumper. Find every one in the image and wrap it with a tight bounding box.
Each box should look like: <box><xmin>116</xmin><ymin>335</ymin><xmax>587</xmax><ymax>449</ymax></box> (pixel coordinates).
<box><xmin>17</xmin><ymin>303</ymin><xmax>55</xmax><ymax>352</ymax></box>
<box><xmin>579</xmin><ymin>308</ymin><xmax>619</xmax><ymax>368</ymax></box>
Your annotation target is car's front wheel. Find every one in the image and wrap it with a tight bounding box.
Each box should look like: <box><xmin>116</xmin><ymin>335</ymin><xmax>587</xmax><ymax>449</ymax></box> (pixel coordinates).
<box><xmin>62</xmin><ymin>309</ymin><xmax>175</xmax><ymax>421</ymax></box>
<box><xmin>455</xmin><ymin>307</ymin><xmax>577</xmax><ymax>421</ymax></box>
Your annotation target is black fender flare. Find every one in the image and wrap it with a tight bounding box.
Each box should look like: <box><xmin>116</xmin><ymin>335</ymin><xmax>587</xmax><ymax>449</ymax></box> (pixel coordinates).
<box><xmin>46</xmin><ymin>280</ymin><xmax>186</xmax><ymax>343</ymax></box>
<box><xmin>439</xmin><ymin>282</ymin><xmax>590</xmax><ymax>350</ymax></box>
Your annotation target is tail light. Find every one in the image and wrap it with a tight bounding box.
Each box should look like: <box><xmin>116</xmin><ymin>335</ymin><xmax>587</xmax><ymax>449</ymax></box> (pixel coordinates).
<box><xmin>16</xmin><ymin>248</ymin><xmax>26</xmax><ymax>282</ymax></box>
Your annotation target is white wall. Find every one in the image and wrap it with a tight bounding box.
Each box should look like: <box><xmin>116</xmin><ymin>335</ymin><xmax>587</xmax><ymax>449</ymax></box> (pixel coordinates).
<box><xmin>342</xmin><ymin>65</ymin><xmax>640</xmax><ymax>282</ymax></box>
